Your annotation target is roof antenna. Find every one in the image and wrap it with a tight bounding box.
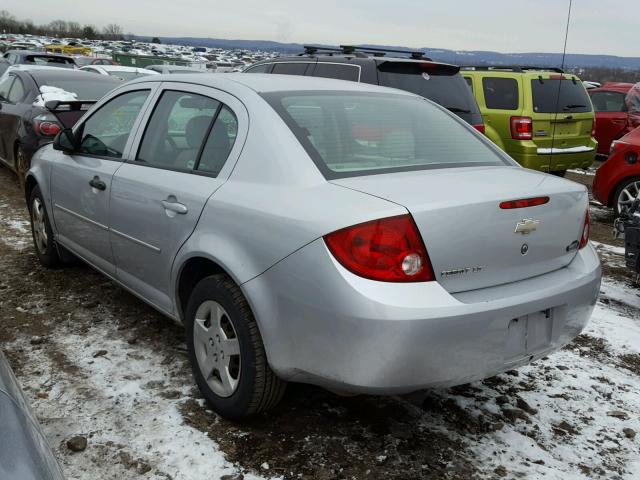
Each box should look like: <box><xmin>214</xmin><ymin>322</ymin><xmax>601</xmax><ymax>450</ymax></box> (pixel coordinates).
<box><xmin>548</xmin><ymin>0</ymin><xmax>573</xmax><ymax>173</ymax></box>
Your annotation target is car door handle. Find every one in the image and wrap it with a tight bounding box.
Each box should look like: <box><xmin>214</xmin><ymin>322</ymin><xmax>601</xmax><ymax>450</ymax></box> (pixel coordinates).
<box><xmin>161</xmin><ymin>197</ymin><xmax>188</xmax><ymax>215</ymax></box>
<box><xmin>89</xmin><ymin>176</ymin><xmax>106</xmax><ymax>191</ymax></box>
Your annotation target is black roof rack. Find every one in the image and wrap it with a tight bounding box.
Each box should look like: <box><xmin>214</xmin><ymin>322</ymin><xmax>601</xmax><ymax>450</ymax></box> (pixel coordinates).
<box><xmin>301</xmin><ymin>45</ymin><xmax>431</xmax><ymax>60</ymax></box>
<box><xmin>460</xmin><ymin>65</ymin><xmax>565</xmax><ymax>74</ymax></box>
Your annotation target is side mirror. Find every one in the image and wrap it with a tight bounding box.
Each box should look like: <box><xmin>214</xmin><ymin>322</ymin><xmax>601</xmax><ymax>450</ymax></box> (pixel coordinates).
<box><xmin>53</xmin><ymin>128</ymin><xmax>77</xmax><ymax>153</ymax></box>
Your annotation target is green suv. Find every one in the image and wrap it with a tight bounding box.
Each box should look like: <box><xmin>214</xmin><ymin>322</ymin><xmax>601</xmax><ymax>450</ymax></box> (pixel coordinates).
<box><xmin>462</xmin><ymin>67</ymin><xmax>597</xmax><ymax>174</ymax></box>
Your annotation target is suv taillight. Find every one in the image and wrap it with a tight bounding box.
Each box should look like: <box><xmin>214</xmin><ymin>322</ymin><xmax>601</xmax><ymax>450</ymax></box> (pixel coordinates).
<box><xmin>579</xmin><ymin>210</ymin><xmax>590</xmax><ymax>249</ymax></box>
<box><xmin>591</xmin><ymin>118</ymin><xmax>596</xmax><ymax>137</ymax></box>
<box><xmin>324</xmin><ymin>214</ymin><xmax>434</xmax><ymax>282</ymax></box>
<box><xmin>510</xmin><ymin>116</ymin><xmax>533</xmax><ymax>140</ymax></box>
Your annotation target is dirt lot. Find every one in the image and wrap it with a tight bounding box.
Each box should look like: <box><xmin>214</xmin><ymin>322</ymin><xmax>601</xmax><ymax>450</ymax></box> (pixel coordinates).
<box><xmin>1</xmin><ymin>166</ymin><xmax>639</xmax><ymax>480</ymax></box>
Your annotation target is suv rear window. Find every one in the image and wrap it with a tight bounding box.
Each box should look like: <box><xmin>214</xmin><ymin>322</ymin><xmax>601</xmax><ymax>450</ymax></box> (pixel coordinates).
<box><xmin>264</xmin><ymin>91</ymin><xmax>507</xmax><ymax>179</ymax></box>
<box><xmin>377</xmin><ymin>63</ymin><xmax>479</xmax><ymax>118</ymax></box>
<box><xmin>531</xmin><ymin>79</ymin><xmax>592</xmax><ymax>113</ymax></box>
<box><xmin>482</xmin><ymin>78</ymin><xmax>519</xmax><ymax>110</ymax></box>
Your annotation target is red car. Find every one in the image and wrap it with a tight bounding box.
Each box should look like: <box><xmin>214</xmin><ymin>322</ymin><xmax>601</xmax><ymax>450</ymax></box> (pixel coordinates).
<box><xmin>589</xmin><ymin>82</ymin><xmax>635</xmax><ymax>156</ymax></box>
<box><xmin>593</xmin><ymin>126</ymin><xmax>640</xmax><ymax>215</ymax></box>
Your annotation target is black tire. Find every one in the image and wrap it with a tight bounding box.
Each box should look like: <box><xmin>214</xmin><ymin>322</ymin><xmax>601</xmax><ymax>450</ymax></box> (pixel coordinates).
<box><xmin>613</xmin><ymin>176</ymin><xmax>640</xmax><ymax>217</ymax></box>
<box><xmin>28</xmin><ymin>185</ymin><xmax>61</xmax><ymax>268</ymax></box>
<box><xmin>185</xmin><ymin>274</ymin><xmax>286</xmax><ymax>419</ymax></box>
<box><xmin>550</xmin><ymin>170</ymin><xmax>567</xmax><ymax>177</ymax></box>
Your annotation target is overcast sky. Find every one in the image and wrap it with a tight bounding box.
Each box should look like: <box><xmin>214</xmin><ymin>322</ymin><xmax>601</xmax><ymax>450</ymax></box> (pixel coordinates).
<box><xmin>3</xmin><ymin>0</ymin><xmax>637</xmax><ymax>57</ymax></box>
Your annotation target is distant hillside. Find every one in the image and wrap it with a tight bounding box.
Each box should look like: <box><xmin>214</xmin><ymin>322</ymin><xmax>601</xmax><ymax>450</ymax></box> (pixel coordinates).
<box><xmin>147</xmin><ymin>36</ymin><xmax>640</xmax><ymax>70</ymax></box>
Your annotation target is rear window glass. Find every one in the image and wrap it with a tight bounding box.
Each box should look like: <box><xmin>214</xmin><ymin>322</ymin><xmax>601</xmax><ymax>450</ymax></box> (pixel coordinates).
<box><xmin>271</xmin><ymin>63</ymin><xmax>310</xmax><ymax>76</ymax></box>
<box><xmin>33</xmin><ymin>75</ymin><xmax>119</xmax><ymax>100</ymax></box>
<box><xmin>26</xmin><ymin>55</ymin><xmax>74</xmax><ymax>65</ymax></box>
<box><xmin>531</xmin><ymin>79</ymin><xmax>592</xmax><ymax>113</ymax></box>
<box><xmin>377</xmin><ymin>66</ymin><xmax>479</xmax><ymax>116</ymax></box>
<box><xmin>311</xmin><ymin>63</ymin><xmax>360</xmax><ymax>82</ymax></box>
<box><xmin>482</xmin><ymin>78</ymin><xmax>519</xmax><ymax>110</ymax></box>
<box><xmin>264</xmin><ymin>91</ymin><xmax>507</xmax><ymax>179</ymax></box>
<box><xmin>589</xmin><ymin>91</ymin><xmax>626</xmax><ymax>112</ymax></box>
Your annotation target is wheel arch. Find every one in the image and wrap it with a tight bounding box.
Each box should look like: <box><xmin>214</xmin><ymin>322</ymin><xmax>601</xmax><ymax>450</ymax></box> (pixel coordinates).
<box><xmin>609</xmin><ymin>174</ymin><xmax>640</xmax><ymax>208</ymax></box>
<box><xmin>24</xmin><ymin>174</ymin><xmax>38</xmax><ymax>207</ymax></box>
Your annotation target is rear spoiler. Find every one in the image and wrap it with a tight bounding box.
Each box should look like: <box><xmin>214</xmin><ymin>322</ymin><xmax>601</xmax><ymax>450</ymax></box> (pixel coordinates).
<box><xmin>44</xmin><ymin>100</ymin><xmax>97</xmax><ymax>112</ymax></box>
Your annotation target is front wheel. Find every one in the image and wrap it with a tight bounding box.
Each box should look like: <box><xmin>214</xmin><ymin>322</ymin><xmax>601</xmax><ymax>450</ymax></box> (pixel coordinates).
<box><xmin>613</xmin><ymin>177</ymin><xmax>640</xmax><ymax>217</ymax></box>
<box><xmin>29</xmin><ymin>186</ymin><xmax>61</xmax><ymax>268</ymax></box>
<box><xmin>185</xmin><ymin>275</ymin><xmax>286</xmax><ymax>419</ymax></box>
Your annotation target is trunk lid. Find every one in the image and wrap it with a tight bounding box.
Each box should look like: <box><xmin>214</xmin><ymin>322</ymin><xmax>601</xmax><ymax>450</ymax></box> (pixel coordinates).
<box><xmin>331</xmin><ymin>166</ymin><xmax>588</xmax><ymax>293</ymax></box>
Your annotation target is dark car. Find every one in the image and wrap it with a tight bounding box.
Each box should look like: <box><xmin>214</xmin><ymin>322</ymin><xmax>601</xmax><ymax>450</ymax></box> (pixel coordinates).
<box><xmin>589</xmin><ymin>82</ymin><xmax>635</xmax><ymax>156</ymax></box>
<box><xmin>0</xmin><ymin>66</ymin><xmax>121</xmax><ymax>185</ymax></box>
<box><xmin>3</xmin><ymin>50</ymin><xmax>77</xmax><ymax>69</ymax></box>
<box><xmin>243</xmin><ymin>45</ymin><xmax>484</xmax><ymax>130</ymax></box>
<box><xmin>0</xmin><ymin>351</ymin><xmax>65</xmax><ymax>480</ymax></box>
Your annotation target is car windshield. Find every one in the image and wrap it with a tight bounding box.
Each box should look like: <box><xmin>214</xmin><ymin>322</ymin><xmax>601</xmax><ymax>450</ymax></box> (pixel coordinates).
<box><xmin>264</xmin><ymin>91</ymin><xmax>507</xmax><ymax>179</ymax></box>
<box><xmin>531</xmin><ymin>78</ymin><xmax>592</xmax><ymax>113</ymax></box>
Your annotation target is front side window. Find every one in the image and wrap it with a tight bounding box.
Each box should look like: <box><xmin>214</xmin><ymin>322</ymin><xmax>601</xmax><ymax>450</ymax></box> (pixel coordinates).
<box><xmin>78</xmin><ymin>90</ymin><xmax>150</xmax><ymax>158</ymax></box>
<box><xmin>265</xmin><ymin>91</ymin><xmax>507</xmax><ymax>179</ymax></box>
<box><xmin>137</xmin><ymin>90</ymin><xmax>220</xmax><ymax>170</ymax></box>
<box><xmin>482</xmin><ymin>77</ymin><xmax>519</xmax><ymax>110</ymax></box>
<box><xmin>589</xmin><ymin>90</ymin><xmax>626</xmax><ymax>113</ymax></box>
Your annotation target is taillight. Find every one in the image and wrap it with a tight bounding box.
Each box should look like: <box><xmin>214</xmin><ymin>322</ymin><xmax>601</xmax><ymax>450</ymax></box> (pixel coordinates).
<box><xmin>578</xmin><ymin>210</ymin><xmax>590</xmax><ymax>249</ymax></box>
<box><xmin>473</xmin><ymin>124</ymin><xmax>486</xmax><ymax>135</ymax></box>
<box><xmin>324</xmin><ymin>214</ymin><xmax>434</xmax><ymax>282</ymax></box>
<box><xmin>510</xmin><ymin>116</ymin><xmax>533</xmax><ymax>140</ymax></box>
<box><xmin>499</xmin><ymin>196</ymin><xmax>549</xmax><ymax>209</ymax></box>
<box><xmin>610</xmin><ymin>140</ymin><xmax>627</xmax><ymax>157</ymax></box>
<box><xmin>34</xmin><ymin>116</ymin><xmax>62</xmax><ymax>137</ymax></box>
<box><xmin>591</xmin><ymin>118</ymin><xmax>596</xmax><ymax>137</ymax></box>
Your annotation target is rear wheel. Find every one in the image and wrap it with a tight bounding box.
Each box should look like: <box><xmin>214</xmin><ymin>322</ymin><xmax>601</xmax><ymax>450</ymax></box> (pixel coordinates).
<box><xmin>185</xmin><ymin>274</ymin><xmax>286</xmax><ymax>419</ymax></box>
<box><xmin>613</xmin><ymin>177</ymin><xmax>640</xmax><ymax>216</ymax></box>
<box><xmin>29</xmin><ymin>186</ymin><xmax>61</xmax><ymax>268</ymax></box>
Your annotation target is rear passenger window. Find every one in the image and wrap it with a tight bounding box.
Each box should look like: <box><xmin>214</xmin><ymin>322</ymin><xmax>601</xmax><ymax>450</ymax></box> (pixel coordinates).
<box><xmin>197</xmin><ymin>106</ymin><xmax>238</xmax><ymax>176</ymax></box>
<box><xmin>589</xmin><ymin>91</ymin><xmax>626</xmax><ymax>112</ymax></box>
<box><xmin>7</xmin><ymin>77</ymin><xmax>25</xmax><ymax>102</ymax></box>
<box><xmin>464</xmin><ymin>77</ymin><xmax>473</xmax><ymax>92</ymax></box>
<box><xmin>78</xmin><ymin>90</ymin><xmax>149</xmax><ymax>158</ymax></box>
<box><xmin>271</xmin><ymin>63</ymin><xmax>310</xmax><ymax>76</ymax></box>
<box><xmin>482</xmin><ymin>78</ymin><xmax>519</xmax><ymax>110</ymax></box>
<box><xmin>137</xmin><ymin>91</ymin><xmax>220</xmax><ymax>170</ymax></box>
<box><xmin>311</xmin><ymin>63</ymin><xmax>359</xmax><ymax>82</ymax></box>
<box><xmin>245</xmin><ymin>63</ymin><xmax>272</xmax><ymax>73</ymax></box>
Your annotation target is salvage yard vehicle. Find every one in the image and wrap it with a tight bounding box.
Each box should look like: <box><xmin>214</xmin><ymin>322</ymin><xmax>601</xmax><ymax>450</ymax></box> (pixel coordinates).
<box><xmin>244</xmin><ymin>45</ymin><xmax>485</xmax><ymax>131</ymax></box>
<box><xmin>462</xmin><ymin>66</ymin><xmax>597</xmax><ymax>175</ymax></box>
<box><xmin>0</xmin><ymin>351</ymin><xmax>65</xmax><ymax>480</ymax></box>
<box><xmin>80</xmin><ymin>65</ymin><xmax>159</xmax><ymax>81</ymax></box>
<box><xmin>25</xmin><ymin>74</ymin><xmax>600</xmax><ymax>419</ymax></box>
<box><xmin>593</xmin><ymin>126</ymin><xmax>640</xmax><ymax>216</ymax></box>
<box><xmin>0</xmin><ymin>66</ymin><xmax>121</xmax><ymax>186</ymax></box>
<box><xmin>3</xmin><ymin>50</ymin><xmax>77</xmax><ymax>69</ymax></box>
<box><xmin>589</xmin><ymin>82</ymin><xmax>634</xmax><ymax>155</ymax></box>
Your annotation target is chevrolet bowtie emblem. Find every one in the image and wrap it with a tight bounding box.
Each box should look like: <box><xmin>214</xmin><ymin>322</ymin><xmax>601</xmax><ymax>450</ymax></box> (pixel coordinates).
<box><xmin>515</xmin><ymin>218</ymin><xmax>539</xmax><ymax>234</ymax></box>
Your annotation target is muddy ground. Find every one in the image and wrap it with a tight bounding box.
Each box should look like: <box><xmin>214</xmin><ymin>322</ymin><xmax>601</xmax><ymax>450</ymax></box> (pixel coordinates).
<box><xmin>1</xmin><ymin>165</ymin><xmax>639</xmax><ymax>480</ymax></box>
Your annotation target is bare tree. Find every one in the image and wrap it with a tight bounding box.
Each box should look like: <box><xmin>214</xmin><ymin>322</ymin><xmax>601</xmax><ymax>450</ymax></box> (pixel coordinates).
<box><xmin>102</xmin><ymin>23</ymin><xmax>123</xmax><ymax>40</ymax></box>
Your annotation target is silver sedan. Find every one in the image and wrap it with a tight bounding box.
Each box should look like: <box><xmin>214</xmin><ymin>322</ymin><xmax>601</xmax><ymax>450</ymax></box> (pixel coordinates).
<box><xmin>25</xmin><ymin>74</ymin><xmax>601</xmax><ymax>419</ymax></box>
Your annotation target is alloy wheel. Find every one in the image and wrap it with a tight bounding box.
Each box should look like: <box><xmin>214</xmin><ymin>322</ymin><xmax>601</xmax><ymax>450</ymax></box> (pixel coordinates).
<box><xmin>193</xmin><ymin>300</ymin><xmax>241</xmax><ymax>397</ymax></box>
<box><xmin>617</xmin><ymin>180</ymin><xmax>640</xmax><ymax>214</ymax></box>
<box><xmin>31</xmin><ymin>197</ymin><xmax>48</xmax><ymax>254</ymax></box>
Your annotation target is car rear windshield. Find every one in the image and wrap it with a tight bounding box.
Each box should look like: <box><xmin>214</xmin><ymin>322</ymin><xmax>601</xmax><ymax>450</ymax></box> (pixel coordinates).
<box><xmin>26</xmin><ymin>55</ymin><xmax>74</xmax><ymax>66</ymax></box>
<box><xmin>263</xmin><ymin>91</ymin><xmax>507</xmax><ymax>179</ymax></box>
<box><xmin>33</xmin><ymin>75</ymin><xmax>119</xmax><ymax>100</ymax></box>
<box><xmin>531</xmin><ymin>78</ymin><xmax>592</xmax><ymax>113</ymax></box>
<box><xmin>376</xmin><ymin>63</ymin><xmax>480</xmax><ymax>117</ymax></box>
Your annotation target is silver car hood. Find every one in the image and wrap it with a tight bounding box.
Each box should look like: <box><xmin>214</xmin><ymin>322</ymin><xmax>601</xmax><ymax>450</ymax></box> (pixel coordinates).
<box><xmin>331</xmin><ymin>166</ymin><xmax>588</xmax><ymax>293</ymax></box>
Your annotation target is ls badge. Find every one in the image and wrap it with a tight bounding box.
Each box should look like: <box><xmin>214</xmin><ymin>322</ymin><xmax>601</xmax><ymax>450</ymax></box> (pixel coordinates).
<box><xmin>514</xmin><ymin>218</ymin><xmax>540</xmax><ymax>235</ymax></box>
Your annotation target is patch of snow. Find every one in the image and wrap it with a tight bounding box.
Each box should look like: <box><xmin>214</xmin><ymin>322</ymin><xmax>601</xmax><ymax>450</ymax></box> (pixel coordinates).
<box><xmin>33</xmin><ymin>85</ymin><xmax>78</xmax><ymax>107</ymax></box>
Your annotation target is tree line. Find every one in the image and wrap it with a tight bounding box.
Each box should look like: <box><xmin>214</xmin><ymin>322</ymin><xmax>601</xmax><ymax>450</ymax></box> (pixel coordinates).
<box><xmin>0</xmin><ymin>10</ymin><xmax>127</xmax><ymax>40</ymax></box>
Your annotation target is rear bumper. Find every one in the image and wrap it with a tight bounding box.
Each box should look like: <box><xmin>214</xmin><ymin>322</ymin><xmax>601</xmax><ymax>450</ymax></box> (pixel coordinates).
<box><xmin>243</xmin><ymin>240</ymin><xmax>601</xmax><ymax>394</ymax></box>
<box><xmin>508</xmin><ymin>139</ymin><xmax>597</xmax><ymax>171</ymax></box>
